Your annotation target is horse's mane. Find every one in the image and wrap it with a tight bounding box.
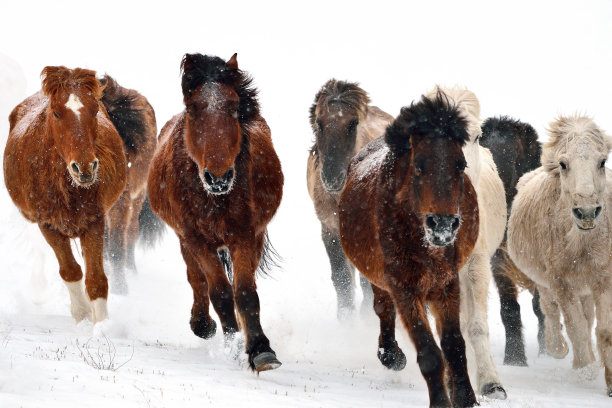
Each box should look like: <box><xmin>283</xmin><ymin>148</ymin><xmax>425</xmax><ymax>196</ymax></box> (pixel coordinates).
<box><xmin>542</xmin><ymin>115</ymin><xmax>612</xmax><ymax>174</ymax></box>
<box><xmin>99</xmin><ymin>74</ymin><xmax>148</xmax><ymax>154</ymax></box>
<box><xmin>385</xmin><ymin>91</ymin><xmax>470</xmax><ymax>154</ymax></box>
<box><xmin>308</xmin><ymin>79</ymin><xmax>370</xmax><ymax>129</ymax></box>
<box><xmin>41</xmin><ymin>66</ymin><xmax>103</xmax><ymax>100</ymax></box>
<box><xmin>482</xmin><ymin>116</ymin><xmax>541</xmax><ymax>160</ymax></box>
<box><xmin>180</xmin><ymin>53</ymin><xmax>259</xmax><ymax>124</ymax></box>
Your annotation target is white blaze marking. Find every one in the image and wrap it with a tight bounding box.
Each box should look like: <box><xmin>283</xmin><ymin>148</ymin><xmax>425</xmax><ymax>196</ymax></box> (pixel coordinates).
<box><xmin>65</xmin><ymin>93</ymin><xmax>84</xmax><ymax>117</ymax></box>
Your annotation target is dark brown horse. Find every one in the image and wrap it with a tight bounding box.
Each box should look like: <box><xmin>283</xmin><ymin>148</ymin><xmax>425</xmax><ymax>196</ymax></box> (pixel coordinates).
<box><xmin>98</xmin><ymin>75</ymin><xmax>160</xmax><ymax>294</ymax></box>
<box><xmin>339</xmin><ymin>92</ymin><xmax>479</xmax><ymax>407</ymax></box>
<box><xmin>307</xmin><ymin>79</ymin><xmax>393</xmax><ymax>318</ymax></box>
<box><xmin>4</xmin><ymin>66</ymin><xmax>127</xmax><ymax>324</ymax></box>
<box><xmin>148</xmin><ymin>53</ymin><xmax>283</xmax><ymax>372</ymax></box>
<box><xmin>480</xmin><ymin>116</ymin><xmax>544</xmax><ymax>365</ymax></box>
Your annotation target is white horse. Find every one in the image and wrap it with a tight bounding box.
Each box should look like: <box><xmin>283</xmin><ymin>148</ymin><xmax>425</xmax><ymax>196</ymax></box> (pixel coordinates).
<box><xmin>508</xmin><ymin>115</ymin><xmax>612</xmax><ymax>397</ymax></box>
<box><xmin>427</xmin><ymin>87</ymin><xmax>508</xmax><ymax>398</ymax></box>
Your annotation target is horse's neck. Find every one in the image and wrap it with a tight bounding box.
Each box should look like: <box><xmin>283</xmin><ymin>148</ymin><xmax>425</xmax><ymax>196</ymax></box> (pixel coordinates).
<box><xmin>464</xmin><ymin>142</ymin><xmax>483</xmax><ymax>189</ymax></box>
<box><xmin>356</xmin><ymin>106</ymin><xmax>393</xmax><ymax>149</ymax></box>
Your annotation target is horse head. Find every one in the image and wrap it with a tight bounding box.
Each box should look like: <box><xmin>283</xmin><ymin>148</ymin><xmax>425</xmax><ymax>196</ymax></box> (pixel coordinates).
<box><xmin>181</xmin><ymin>53</ymin><xmax>259</xmax><ymax>195</ymax></box>
<box><xmin>41</xmin><ymin>66</ymin><xmax>103</xmax><ymax>188</ymax></box>
<box><xmin>386</xmin><ymin>91</ymin><xmax>471</xmax><ymax>247</ymax></box>
<box><xmin>310</xmin><ymin>80</ymin><xmax>369</xmax><ymax>193</ymax></box>
<box><xmin>543</xmin><ymin>115</ymin><xmax>612</xmax><ymax>231</ymax></box>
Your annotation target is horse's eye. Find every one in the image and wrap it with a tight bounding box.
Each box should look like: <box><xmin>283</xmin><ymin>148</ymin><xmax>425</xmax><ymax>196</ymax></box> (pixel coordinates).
<box><xmin>231</xmin><ymin>109</ymin><xmax>238</xmax><ymax>119</ymax></box>
<box><xmin>52</xmin><ymin>111</ymin><xmax>59</xmax><ymax>119</ymax></box>
<box><xmin>559</xmin><ymin>161</ymin><xmax>567</xmax><ymax>170</ymax></box>
<box><xmin>186</xmin><ymin>112</ymin><xmax>195</xmax><ymax>121</ymax></box>
<box><xmin>414</xmin><ymin>163</ymin><xmax>423</xmax><ymax>175</ymax></box>
<box><xmin>457</xmin><ymin>159</ymin><xmax>467</xmax><ymax>174</ymax></box>
<box><xmin>316</xmin><ymin>120</ymin><xmax>323</xmax><ymax>132</ymax></box>
<box><xmin>348</xmin><ymin>119</ymin><xmax>359</xmax><ymax>133</ymax></box>
<box><xmin>600</xmin><ymin>160</ymin><xmax>606</xmax><ymax>169</ymax></box>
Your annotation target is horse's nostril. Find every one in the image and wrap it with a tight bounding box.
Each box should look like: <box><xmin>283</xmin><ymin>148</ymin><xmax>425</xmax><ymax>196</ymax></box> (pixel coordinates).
<box><xmin>595</xmin><ymin>206</ymin><xmax>602</xmax><ymax>218</ymax></box>
<box><xmin>71</xmin><ymin>162</ymin><xmax>80</xmax><ymax>174</ymax></box>
<box><xmin>425</xmin><ymin>214</ymin><xmax>437</xmax><ymax>229</ymax></box>
<box><xmin>203</xmin><ymin>169</ymin><xmax>214</xmax><ymax>186</ymax></box>
<box><xmin>451</xmin><ymin>215</ymin><xmax>460</xmax><ymax>232</ymax></box>
<box><xmin>573</xmin><ymin>208</ymin><xmax>583</xmax><ymax>220</ymax></box>
<box><xmin>91</xmin><ymin>159</ymin><xmax>99</xmax><ymax>172</ymax></box>
<box><xmin>225</xmin><ymin>167</ymin><xmax>234</xmax><ymax>181</ymax></box>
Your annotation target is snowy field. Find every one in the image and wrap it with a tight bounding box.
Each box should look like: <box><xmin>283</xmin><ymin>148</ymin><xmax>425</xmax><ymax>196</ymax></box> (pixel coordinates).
<box><xmin>1</xmin><ymin>1</ymin><xmax>612</xmax><ymax>407</ymax></box>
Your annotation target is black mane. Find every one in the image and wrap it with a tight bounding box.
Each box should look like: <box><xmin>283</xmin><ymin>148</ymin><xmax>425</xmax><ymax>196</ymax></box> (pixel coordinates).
<box><xmin>481</xmin><ymin>116</ymin><xmax>539</xmax><ymax>148</ymax></box>
<box><xmin>385</xmin><ymin>91</ymin><xmax>470</xmax><ymax>154</ymax></box>
<box><xmin>308</xmin><ymin>79</ymin><xmax>369</xmax><ymax>131</ymax></box>
<box><xmin>99</xmin><ymin>75</ymin><xmax>148</xmax><ymax>154</ymax></box>
<box><xmin>180</xmin><ymin>53</ymin><xmax>259</xmax><ymax>124</ymax></box>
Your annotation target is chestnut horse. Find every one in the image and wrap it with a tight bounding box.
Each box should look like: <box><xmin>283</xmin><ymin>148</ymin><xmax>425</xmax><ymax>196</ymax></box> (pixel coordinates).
<box><xmin>480</xmin><ymin>116</ymin><xmax>545</xmax><ymax>365</ymax></box>
<box><xmin>339</xmin><ymin>92</ymin><xmax>479</xmax><ymax>407</ymax></box>
<box><xmin>4</xmin><ymin>66</ymin><xmax>127</xmax><ymax>324</ymax></box>
<box><xmin>99</xmin><ymin>74</ymin><xmax>159</xmax><ymax>294</ymax></box>
<box><xmin>148</xmin><ymin>53</ymin><xmax>283</xmax><ymax>372</ymax></box>
<box><xmin>307</xmin><ymin>79</ymin><xmax>393</xmax><ymax>318</ymax></box>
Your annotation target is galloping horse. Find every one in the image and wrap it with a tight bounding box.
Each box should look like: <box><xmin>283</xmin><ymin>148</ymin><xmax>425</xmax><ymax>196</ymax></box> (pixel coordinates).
<box><xmin>147</xmin><ymin>53</ymin><xmax>283</xmax><ymax>372</ymax></box>
<box><xmin>307</xmin><ymin>79</ymin><xmax>393</xmax><ymax>318</ymax></box>
<box><xmin>339</xmin><ymin>92</ymin><xmax>479</xmax><ymax>407</ymax></box>
<box><xmin>480</xmin><ymin>116</ymin><xmax>545</xmax><ymax>365</ymax></box>
<box><xmin>508</xmin><ymin>115</ymin><xmax>612</xmax><ymax>397</ymax></box>
<box><xmin>4</xmin><ymin>66</ymin><xmax>127</xmax><ymax>324</ymax></box>
<box><xmin>99</xmin><ymin>75</ymin><xmax>159</xmax><ymax>294</ymax></box>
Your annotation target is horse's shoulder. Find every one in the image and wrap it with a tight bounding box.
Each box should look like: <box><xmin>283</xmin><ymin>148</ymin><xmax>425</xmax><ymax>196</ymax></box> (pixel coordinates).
<box><xmin>9</xmin><ymin>91</ymin><xmax>46</xmax><ymax>134</ymax></box>
<box><xmin>360</xmin><ymin>106</ymin><xmax>393</xmax><ymax>144</ymax></box>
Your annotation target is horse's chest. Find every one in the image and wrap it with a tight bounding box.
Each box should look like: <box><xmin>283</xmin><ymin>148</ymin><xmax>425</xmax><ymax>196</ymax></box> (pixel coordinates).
<box><xmin>33</xmin><ymin>187</ymin><xmax>101</xmax><ymax>237</ymax></box>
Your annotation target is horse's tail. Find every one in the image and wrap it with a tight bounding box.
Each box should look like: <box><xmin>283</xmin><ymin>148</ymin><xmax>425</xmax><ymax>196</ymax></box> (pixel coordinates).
<box><xmin>498</xmin><ymin>244</ymin><xmax>536</xmax><ymax>293</ymax></box>
<box><xmin>257</xmin><ymin>231</ymin><xmax>281</xmax><ymax>278</ymax></box>
<box><xmin>99</xmin><ymin>74</ymin><xmax>150</xmax><ymax>154</ymax></box>
<box><xmin>138</xmin><ymin>195</ymin><xmax>166</xmax><ymax>248</ymax></box>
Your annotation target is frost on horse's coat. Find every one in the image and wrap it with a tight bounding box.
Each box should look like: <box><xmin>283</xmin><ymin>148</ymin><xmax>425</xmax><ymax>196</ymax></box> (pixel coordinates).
<box><xmin>508</xmin><ymin>115</ymin><xmax>612</xmax><ymax>397</ymax></box>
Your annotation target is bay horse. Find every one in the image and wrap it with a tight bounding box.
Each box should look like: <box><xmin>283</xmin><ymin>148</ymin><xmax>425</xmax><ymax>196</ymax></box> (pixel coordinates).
<box><xmin>4</xmin><ymin>66</ymin><xmax>127</xmax><ymax>324</ymax></box>
<box><xmin>508</xmin><ymin>115</ymin><xmax>612</xmax><ymax>397</ymax></box>
<box><xmin>98</xmin><ymin>74</ymin><xmax>160</xmax><ymax>294</ymax></box>
<box><xmin>339</xmin><ymin>92</ymin><xmax>479</xmax><ymax>407</ymax></box>
<box><xmin>307</xmin><ymin>79</ymin><xmax>393</xmax><ymax>318</ymax></box>
<box><xmin>480</xmin><ymin>116</ymin><xmax>545</xmax><ymax>365</ymax></box>
<box><xmin>147</xmin><ymin>53</ymin><xmax>283</xmax><ymax>372</ymax></box>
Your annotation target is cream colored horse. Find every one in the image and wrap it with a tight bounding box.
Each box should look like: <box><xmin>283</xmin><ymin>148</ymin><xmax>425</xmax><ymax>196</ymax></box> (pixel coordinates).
<box><xmin>427</xmin><ymin>87</ymin><xmax>508</xmax><ymax>398</ymax></box>
<box><xmin>508</xmin><ymin>115</ymin><xmax>612</xmax><ymax>397</ymax></box>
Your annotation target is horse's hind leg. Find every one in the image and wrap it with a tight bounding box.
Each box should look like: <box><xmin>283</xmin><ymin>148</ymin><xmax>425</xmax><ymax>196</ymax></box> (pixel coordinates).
<box><xmin>39</xmin><ymin>224</ymin><xmax>91</xmax><ymax>322</ymax></box>
<box><xmin>322</xmin><ymin>226</ymin><xmax>354</xmax><ymax>319</ymax></box>
<box><xmin>80</xmin><ymin>217</ymin><xmax>109</xmax><ymax>323</ymax></box>
<box><xmin>532</xmin><ymin>288</ymin><xmax>547</xmax><ymax>355</ymax></box>
<box><xmin>372</xmin><ymin>285</ymin><xmax>406</xmax><ymax>371</ymax></box>
<box><xmin>491</xmin><ymin>248</ymin><xmax>527</xmax><ymax>366</ymax></box>
<box><xmin>125</xmin><ymin>190</ymin><xmax>146</xmax><ymax>273</ymax></box>
<box><xmin>538</xmin><ymin>286</ymin><xmax>569</xmax><ymax>358</ymax></box>
<box><xmin>359</xmin><ymin>272</ymin><xmax>374</xmax><ymax>315</ymax></box>
<box><xmin>231</xmin><ymin>235</ymin><xmax>280</xmax><ymax>372</ymax></box>
<box><xmin>180</xmin><ymin>242</ymin><xmax>216</xmax><ymax>339</ymax></box>
<box><xmin>106</xmin><ymin>191</ymin><xmax>130</xmax><ymax>294</ymax></box>
<box><xmin>461</xmin><ymin>253</ymin><xmax>506</xmax><ymax>399</ymax></box>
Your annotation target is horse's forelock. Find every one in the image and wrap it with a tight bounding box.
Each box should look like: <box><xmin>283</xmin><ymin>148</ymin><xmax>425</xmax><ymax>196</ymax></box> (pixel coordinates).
<box><xmin>543</xmin><ymin>115</ymin><xmax>611</xmax><ymax>173</ymax></box>
<box><xmin>41</xmin><ymin>66</ymin><xmax>102</xmax><ymax>102</ymax></box>
<box><xmin>310</xmin><ymin>79</ymin><xmax>369</xmax><ymax>127</ymax></box>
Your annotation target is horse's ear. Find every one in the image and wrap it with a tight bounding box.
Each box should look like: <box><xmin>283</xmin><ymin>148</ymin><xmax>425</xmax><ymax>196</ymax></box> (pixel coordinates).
<box><xmin>227</xmin><ymin>53</ymin><xmax>238</xmax><ymax>70</ymax></box>
<box><xmin>385</xmin><ymin>107</ymin><xmax>412</xmax><ymax>154</ymax></box>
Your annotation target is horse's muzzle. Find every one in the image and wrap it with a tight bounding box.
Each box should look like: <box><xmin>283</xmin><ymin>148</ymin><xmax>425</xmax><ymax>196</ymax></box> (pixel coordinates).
<box><xmin>321</xmin><ymin>170</ymin><xmax>347</xmax><ymax>193</ymax></box>
<box><xmin>202</xmin><ymin>167</ymin><xmax>235</xmax><ymax>195</ymax></box>
<box><xmin>573</xmin><ymin>205</ymin><xmax>602</xmax><ymax>230</ymax></box>
<box><xmin>68</xmin><ymin>159</ymin><xmax>98</xmax><ymax>187</ymax></box>
<box><xmin>424</xmin><ymin>213</ymin><xmax>461</xmax><ymax>247</ymax></box>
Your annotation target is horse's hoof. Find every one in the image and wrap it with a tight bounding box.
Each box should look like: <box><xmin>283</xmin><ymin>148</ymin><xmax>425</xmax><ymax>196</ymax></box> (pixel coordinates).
<box><xmin>481</xmin><ymin>382</ymin><xmax>507</xmax><ymax>400</ymax></box>
<box><xmin>190</xmin><ymin>317</ymin><xmax>217</xmax><ymax>339</ymax></box>
<box><xmin>252</xmin><ymin>351</ymin><xmax>282</xmax><ymax>372</ymax></box>
<box><xmin>608</xmin><ymin>387</ymin><xmax>611</xmax><ymax>397</ymax></box>
<box><xmin>377</xmin><ymin>346</ymin><xmax>406</xmax><ymax>371</ymax></box>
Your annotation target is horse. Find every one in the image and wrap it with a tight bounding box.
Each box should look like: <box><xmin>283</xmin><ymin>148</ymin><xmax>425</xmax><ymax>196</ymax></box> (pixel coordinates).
<box><xmin>4</xmin><ymin>66</ymin><xmax>127</xmax><ymax>324</ymax></box>
<box><xmin>508</xmin><ymin>115</ymin><xmax>612</xmax><ymax>397</ymax></box>
<box><xmin>480</xmin><ymin>116</ymin><xmax>546</xmax><ymax>365</ymax></box>
<box><xmin>339</xmin><ymin>92</ymin><xmax>479</xmax><ymax>407</ymax></box>
<box><xmin>98</xmin><ymin>74</ymin><xmax>160</xmax><ymax>294</ymax></box>
<box><xmin>147</xmin><ymin>53</ymin><xmax>283</xmax><ymax>372</ymax></box>
<box><xmin>307</xmin><ymin>79</ymin><xmax>393</xmax><ymax>318</ymax></box>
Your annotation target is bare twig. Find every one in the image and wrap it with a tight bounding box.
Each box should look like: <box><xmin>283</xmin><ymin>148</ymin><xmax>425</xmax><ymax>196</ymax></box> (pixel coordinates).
<box><xmin>74</xmin><ymin>333</ymin><xmax>134</xmax><ymax>371</ymax></box>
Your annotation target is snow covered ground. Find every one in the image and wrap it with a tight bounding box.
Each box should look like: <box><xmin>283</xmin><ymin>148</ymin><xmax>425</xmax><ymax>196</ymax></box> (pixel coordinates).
<box><xmin>1</xmin><ymin>1</ymin><xmax>612</xmax><ymax>406</ymax></box>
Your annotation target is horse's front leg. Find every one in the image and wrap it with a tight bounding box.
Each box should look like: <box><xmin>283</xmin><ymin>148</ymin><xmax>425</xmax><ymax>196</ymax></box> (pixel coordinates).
<box><xmin>430</xmin><ymin>277</ymin><xmax>478</xmax><ymax>408</ymax></box>
<box><xmin>594</xmin><ymin>288</ymin><xmax>612</xmax><ymax>397</ymax></box>
<box><xmin>80</xmin><ymin>217</ymin><xmax>109</xmax><ymax>323</ymax></box>
<box><xmin>231</xmin><ymin>235</ymin><xmax>280</xmax><ymax>372</ymax></box>
<box><xmin>538</xmin><ymin>285</ymin><xmax>568</xmax><ymax>358</ymax></box>
<box><xmin>106</xmin><ymin>191</ymin><xmax>130</xmax><ymax>294</ymax></box>
<box><xmin>321</xmin><ymin>226</ymin><xmax>355</xmax><ymax>319</ymax></box>
<box><xmin>39</xmin><ymin>224</ymin><xmax>91</xmax><ymax>322</ymax></box>
<box><xmin>392</xmin><ymin>289</ymin><xmax>451</xmax><ymax>407</ymax></box>
<box><xmin>460</xmin><ymin>253</ymin><xmax>505</xmax><ymax>398</ymax></box>
<box><xmin>372</xmin><ymin>285</ymin><xmax>406</xmax><ymax>371</ymax></box>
